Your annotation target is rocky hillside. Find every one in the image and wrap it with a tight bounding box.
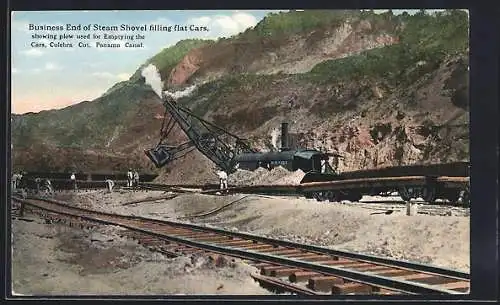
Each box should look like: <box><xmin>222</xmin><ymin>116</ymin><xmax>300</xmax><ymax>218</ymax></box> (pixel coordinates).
<box><xmin>11</xmin><ymin>10</ymin><xmax>469</xmax><ymax>183</ymax></box>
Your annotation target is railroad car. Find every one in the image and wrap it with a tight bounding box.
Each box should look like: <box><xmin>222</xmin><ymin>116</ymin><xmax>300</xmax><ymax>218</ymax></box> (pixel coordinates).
<box><xmin>299</xmin><ymin>162</ymin><xmax>470</xmax><ymax>205</ymax></box>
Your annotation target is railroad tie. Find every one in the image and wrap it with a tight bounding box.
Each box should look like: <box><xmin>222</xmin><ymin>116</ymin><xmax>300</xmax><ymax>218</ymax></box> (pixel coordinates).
<box><xmin>371</xmin><ymin>268</ymin><xmax>416</xmax><ymax>277</ymax></box>
<box><xmin>316</xmin><ymin>259</ymin><xmax>359</xmax><ymax>266</ymax></box>
<box><xmin>190</xmin><ymin>235</ymin><xmax>230</xmax><ymax>242</ymax></box>
<box><xmin>240</xmin><ymin>244</ymin><xmax>277</xmax><ymax>251</ymax></box>
<box><xmin>284</xmin><ymin>252</ymin><xmax>323</xmax><ymax>259</ymax></box>
<box><xmin>160</xmin><ymin>228</ymin><xmax>192</xmax><ymax>235</ymax></box>
<box><xmin>438</xmin><ymin>281</ymin><xmax>470</xmax><ymax>293</ymax></box>
<box><xmin>376</xmin><ymin>288</ymin><xmax>403</xmax><ymax>295</ymax></box>
<box><xmin>174</xmin><ymin>232</ymin><xmax>211</xmax><ymax>238</ymax></box>
<box><xmin>264</xmin><ymin>249</ymin><xmax>301</xmax><ymax>255</ymax></box>
<box><xmin>270</xmin><ymin>267</ymin><xmax>304</xmax><ymax>277</ymax></box>
<box><xmin>307</xmin><ymin>276</ymin><xmax>345</xmax><ymax>292</ymax></box>
<box><xmin>349</xmin><ymin>265</ymin><xmax>392</xmax><ymax>272</ymax></box>
<box><xmin>332</xmin><ymin>282</ymin><xmax>373</xmax><ymax>294</ymax></box>
<box><xmin>289</xmin><ymin>271</ymin><xmax>323</xmax><ymax>283</ymax></box>
<box><xmin>336</xmin><ymin>262</ymin><xmax>374</xmax><ymax>269</ymax></box>
<box><xmin>409</xmin><ymin>275</ymin><xmax>463</xmax><ymax>285</ymax></box>
<box><xmin>261</xmin><ymin>265</ymin><xmax>295</xmax><ymax>275</ymax></box>
<box><xmin>218</xmin><ymin>240</ymin><xmax>256</xmax><ymax>246</ymax></box>
<box><xmin>300</xmin><ymin>255</ymin><xmax>333</xmax><ymax>262</ymax></box>
<box><xmin>392</xmin><ymin>273</ymin><xmax>432</xmax><ymax>281</ymax></box>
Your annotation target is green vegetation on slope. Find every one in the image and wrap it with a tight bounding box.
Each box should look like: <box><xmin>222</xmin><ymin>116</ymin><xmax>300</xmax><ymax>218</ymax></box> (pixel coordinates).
<box><xmin>306</xmin><ymin>9</ymin><xmax>468</xmax><ymax>84</ymax></box>
<box><xmin>238</xmin><ymin>10</ymin><xmax>361</xmax><ymax>39</ymax></box>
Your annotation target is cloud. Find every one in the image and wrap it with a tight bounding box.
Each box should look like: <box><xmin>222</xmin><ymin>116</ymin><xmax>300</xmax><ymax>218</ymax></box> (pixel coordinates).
<box><xmin>116</xmin><ymin>73</ymin><xmax>131</xmax><ymax>80</ymax></box>
<box><xmin>45</xmin><ymin>62</ymin><xmax>63</xmax><ymax>71</ymax></box>
<box><xmin>12</xmin><ymin>68</ymin><xmax>19</xmax><ymax>74</ymax></box>
<box><xmin>22</xmin><ymin>49</ymin><xmax>44</xmax><ymax>57</ymax></box>
<box><xmin>187</xmin><ymin>12</ymin><xmax>258</xmax><ymax>38</ymax></box>
<box><xmin>144</xmin><ymin>12</ymin><xmax>259</xmax><ymax>50</ymax></box>
<box><xmin>92</xmin><ymin>71</ymin><xmax>130</xmax><ymax>80</ymax></box>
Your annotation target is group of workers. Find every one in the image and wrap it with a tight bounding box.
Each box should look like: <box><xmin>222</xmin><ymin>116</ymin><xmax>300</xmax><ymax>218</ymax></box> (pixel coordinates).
<box><xmin>11</xmin><ymin>172</ymin><xmax>23</xmax><ymax>190</ymax></box>
<box><xmin>12</xmin><ymin>168</ymin><xmax>228</xmax><ymax>195</ymax></box>
<box><xmin>11</xmin><ymin>170</ymin><xmax>140</xmax><ymax>194</ymax></box>
<box><xmin>69</xmin><ymin>172</ymin><xmax>116</xmax><ymax>192</ymax></box>
<box><xmin>127</xmin><ymin>169</ymin><xmax>140</xmax><ymax>187</ymax></box>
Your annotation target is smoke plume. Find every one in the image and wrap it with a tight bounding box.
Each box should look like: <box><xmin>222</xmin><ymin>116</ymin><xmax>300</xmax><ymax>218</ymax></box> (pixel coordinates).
<box><xmin>141</xmin><ymin>64</ymin><xmax>163</xmax><ymax>98</ymax></box>
<box><xmin>164</xmin><ymin>84</ymin><xmax>198</xmax><ymax>99</ymax></box>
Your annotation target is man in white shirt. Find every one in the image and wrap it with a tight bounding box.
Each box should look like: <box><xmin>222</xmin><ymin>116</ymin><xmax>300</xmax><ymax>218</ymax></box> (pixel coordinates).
<box><xmin>217</xmin><ymin>169</ymin><xmax>228</xmax><ymax>193</ymax></box>
<box><xmin>133</xmin><ymin>170</ymin><xmax>140</xmax><ymax>187</ymax></box>
<box><xmin>127</xmin><ymin>169</ymin><xmax>133</xmax><ymax>187</ymax></box>
<box><xmin>70</xmin><ymin>173</ymin><xmax>77</xmax><ymax>190</ymax></box>
<box><xmin>12</xmin><ymin>173</ymin><xmax>19</xmax><ymax>190</ymax></box>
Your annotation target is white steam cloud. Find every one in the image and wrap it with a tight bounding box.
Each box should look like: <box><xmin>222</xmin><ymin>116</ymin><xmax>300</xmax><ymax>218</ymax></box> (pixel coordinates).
<box><xmin>163</xmin><ymin>84</ymin><xmax>198</xmax><ymax>99</ymax></box>
<box><xmin>141</xmin><ymin>63</ymin><xmax>199</xmax><ymax>100</ymax></box>
<box><xmin>270</xmin><ymin>128</ymin><xmax>280</xmax><ymax>150</ymax></box>
<box><xmin>141</xmin><ymin>64</ymin><xmax>163</xmax><ymax>98</ymax></box>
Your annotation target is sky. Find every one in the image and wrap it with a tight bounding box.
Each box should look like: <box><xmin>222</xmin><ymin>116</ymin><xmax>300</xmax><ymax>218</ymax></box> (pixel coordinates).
<box><xmin>10</xmin><ymin>9</ymin><xmax>453</xmax><ymax>114</ymax></box>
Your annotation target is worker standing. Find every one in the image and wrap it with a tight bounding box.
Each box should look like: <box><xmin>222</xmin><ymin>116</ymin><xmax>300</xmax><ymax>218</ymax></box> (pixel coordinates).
<box><xmin>133</xmin><ymin>170</ymin><xmax>140</xmax><ymax>187</ymax></box>
<box><xmin>35</xmin><ymin>178</ymin><xmax>41</xmax><ymax>194</ymax></box>
<box><xmin>70</xmin><ymin>172</ymin><xmax>77</xmax><ymax>190</ymax></box>
<box><xmin>127</xmin><ymin>169</ymin><xmax>133</xmax><ymax>187</ymax></box>
<box><xmin>105</xmin><ymin>177</ymin><xmax>115</xmax><ymax>193</ymax></box>
<box><xmin>44</xmin><ymin>179</ymin><xmax>53</xmax><ymax>195</ymax></box>
<box><xmin>18</xmin><ymin>172</ymin><xmax>26</xmax><ymax>190</ymax></box>
<box><xmin>12</xmin><ymin>173</ymin><xmax>18</xmax><ymax>190</ymax></box>
<box><xmin>217</xmin><ymin>169</ymin><xmax>228</xmax><ymax>193</ymax></box>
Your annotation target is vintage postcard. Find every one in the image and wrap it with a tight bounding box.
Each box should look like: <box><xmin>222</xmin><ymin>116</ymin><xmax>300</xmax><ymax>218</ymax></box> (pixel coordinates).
<box><xmin>10</xmin><ymin>9</ymin><xmax>470</xmax><ymax>296</ymax></box>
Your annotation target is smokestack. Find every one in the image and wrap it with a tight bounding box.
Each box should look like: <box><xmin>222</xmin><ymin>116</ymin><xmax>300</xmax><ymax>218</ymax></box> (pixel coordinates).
<box><xmin>281</xmin><ymin>122</ymin><xmax>289</xmax><ymax>151</ymax></box>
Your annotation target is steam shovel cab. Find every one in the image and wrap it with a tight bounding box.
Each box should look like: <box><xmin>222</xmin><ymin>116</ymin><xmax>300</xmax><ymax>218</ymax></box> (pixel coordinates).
<box><xmin>234</xmin><ymin>149</ymin><xmax>331</xmax><ymax>173</ymax></box>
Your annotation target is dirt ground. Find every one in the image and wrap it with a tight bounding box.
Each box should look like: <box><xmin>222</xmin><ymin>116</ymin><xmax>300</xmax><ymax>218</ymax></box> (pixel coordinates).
<box><xmin>11</xmin><ymin>216</ymin><xmax>271</xmax><ymax>295</ymax></box>
<box><xmin>54</xmin><ymin>189</ymin><xmax>469</xmax><ymax>272</ymax></box>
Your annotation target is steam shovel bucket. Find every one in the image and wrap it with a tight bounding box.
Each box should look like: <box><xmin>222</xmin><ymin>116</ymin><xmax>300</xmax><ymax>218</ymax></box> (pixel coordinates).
<box><xmin>144</xmin><ymin>146</ymin><xmax>172</xmax><ymax>168</ymax></box>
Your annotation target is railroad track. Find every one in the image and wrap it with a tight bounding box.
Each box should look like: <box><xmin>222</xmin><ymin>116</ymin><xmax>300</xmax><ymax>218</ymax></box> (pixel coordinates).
<box><xmin>16</xmin><ymin>175</ymin><xmax>470</xmax><ymax>207</ymax></box>
<box><xmin>18</xmin><ymin>183</ymin><xmax>468</xmax><ymax>208</ymax></box>
<box><xmin>11</xmin><ymin>196</ymin><xmax>470</xmax><ymax>295</ymax></box>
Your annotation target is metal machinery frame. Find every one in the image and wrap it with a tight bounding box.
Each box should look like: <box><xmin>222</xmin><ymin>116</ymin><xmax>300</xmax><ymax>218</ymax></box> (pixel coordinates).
<box><xmin>145</xmin><ymin>94</ymin><xmax>256</xmax><ymax>173</ymax></box>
